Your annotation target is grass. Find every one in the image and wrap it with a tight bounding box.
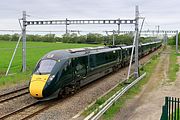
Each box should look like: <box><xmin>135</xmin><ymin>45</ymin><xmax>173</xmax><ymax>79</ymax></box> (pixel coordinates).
<box><xmin>0</xmin><ymin>41</ymin><xmax>100</xmax><ymax>87</ymax></box>
<box><xmin>168</xmin><ymin>46</ymin><xmax>179</xmax><ymax>82</ymax></box>
<box><xmin>101</xmin><ymin>53</ymin><xmax>160</xmax><ymax>120</ymax></box>
<box><xmin>170</xmin><ymin>108</ymin><xmax>180</xmax><ymax>120</ymax></box>
<box><xmin>83</xmin><ymin>84</ymin><xmax>124</xmax><ymax>116</ymax></box>
<box><xmin>82</xmin><ymin>75</ymin><xmax>136</xmax><ymax>116</ymax></box>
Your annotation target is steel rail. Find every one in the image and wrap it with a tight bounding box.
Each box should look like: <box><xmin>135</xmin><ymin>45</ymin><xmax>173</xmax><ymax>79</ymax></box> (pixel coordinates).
<box><xmin>18</xmin><ymin>99</ymin><xmax>62</xmax><ymax>120</ymax></box>
<box><xmin>0</xmin><ymin>101</ymin><xmax>40</xmax><ymax>120</ymax></box>
<box><xmin>0</xmin><ymin>86</ymin><xmax>28</xmax><ymax>97</ymax></box>
<box><xmin>0</xmin><ymin>91</ymin><xmax>29</xmax><ymax>103</ymax></box>
<box><xmin>20</xmin><ymin>103</ymin><xmax>52</xmax><ymax>120</ymax></box>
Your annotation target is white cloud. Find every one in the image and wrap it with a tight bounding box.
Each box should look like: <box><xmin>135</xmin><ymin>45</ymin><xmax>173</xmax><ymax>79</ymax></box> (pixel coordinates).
<box><xmin>0</xmin><ymin>0</ymin><xmax>180</xmax><ymax>33</ymax></box>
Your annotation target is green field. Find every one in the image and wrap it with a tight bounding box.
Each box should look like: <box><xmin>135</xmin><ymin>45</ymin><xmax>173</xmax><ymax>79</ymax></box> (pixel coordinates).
<box><xmin>0</xmin><ymin>41</ymin><xmax>100</xmax><ymax>86</ymax></box>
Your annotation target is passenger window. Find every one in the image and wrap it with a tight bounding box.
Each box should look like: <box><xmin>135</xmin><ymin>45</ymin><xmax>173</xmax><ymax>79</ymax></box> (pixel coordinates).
<box><xmin>90</xmin><ymin>55</ymin><xmax>96</xmax><ymax>68</ymax></box>
<box><xmin>96</xmin><ymin>53</ymin><xmax>105</xmax><ymax>66</ymax></box>
<box><xmin>105</xmin><ymin>51</ymin><xmax>117</xmax><ymax>62</ymax></box>
<box><xmin>76</xmin><ymin>63</ymin><xmax>83</xmax><ymax>71</ymax></box>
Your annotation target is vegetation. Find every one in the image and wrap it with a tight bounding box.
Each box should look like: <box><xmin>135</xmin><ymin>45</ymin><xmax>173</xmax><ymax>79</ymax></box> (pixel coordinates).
<box><xmin>0</xmin><ymin>33</ymin><xmax>155</xmax><ymax>45</ymax></box>
<box><xmin>168</xmin><ymin>46</ymin><xmax>179</xmax><ymax>82</ymax></box>
<box><xmin>83</xmin><ymin>75</ymin><xmax>136</xmax><ymax>116</ymax></box>
<box><xmin>168</xmin><ymin>32</ymin><xmax>180</xmax><ymax>45</ymax></box>
<box><xmin>0</xmin><ymin>32</ymin><xmax>160</xmax><ymax>87</ymax></box>
<box><xmin>0</xmin><ymin>41</ymin><xmax>99</xmax><ymax>87</ymax></box>
<box><xmin>83</xmin><ymin>84</ymin><xmax>124</xmax><ymax>116</ymax></box>
<box><xmin>167</xmin><ymin>32</ymin><xmax>180</xmax><ymax>82</ymax></box>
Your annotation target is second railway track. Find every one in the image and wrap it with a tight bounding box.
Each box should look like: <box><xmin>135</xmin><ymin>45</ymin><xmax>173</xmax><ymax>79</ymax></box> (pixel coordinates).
<box><xmin>0</xmin><ymin>98</ymin><xmax>64</xmax><ymax>120</ymax></box>
<box><xmin>0</xmin><ymin>86</ymin><xmax>29</xmax><ymax>104</ymax></box>
<box><xmin>0</xmin><ymin>101</ymin><xmax>40</xmax><ymax>120</ymax></box>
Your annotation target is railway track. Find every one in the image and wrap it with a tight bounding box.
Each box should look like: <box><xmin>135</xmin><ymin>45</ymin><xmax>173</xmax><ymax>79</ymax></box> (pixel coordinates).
<box><xmin>0</xmin><ymin>86</ymin><xmax>29</xmax><ymax>104</ymax></box>
<box><xmin>0</xmin><ymin>85</ymin><xmax>52</xmax><ymax>120</ymax></box>
<box><xmin>0</xmin><ymin>101</ymin><xmax>40</xmax><ymax>120</ymax></box>
<box><xmin>0</xmin><ymin>98</ymin><xmax>63</xmax><ymax>120</ymax></box>
<box><xmin>0</xmin><ymin>84</ymin><xmax>81</xmax><ymax>120</ymax></box>
<box><xmin>20</xmin><ymin>103</ymin><xmax>49</xmax><ymax>120</ymax></box>
<box><xmin>19</xmin><ymin>99</ymin><xmax>63</xmax><ymax>120</ymax></box>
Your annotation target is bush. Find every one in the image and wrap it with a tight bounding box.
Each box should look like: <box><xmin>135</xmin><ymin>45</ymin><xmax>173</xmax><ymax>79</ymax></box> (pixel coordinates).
<box><xmin>168</xmin><ymin>32</ymin><xmax>180</xmax><ymax>45</ymax></box>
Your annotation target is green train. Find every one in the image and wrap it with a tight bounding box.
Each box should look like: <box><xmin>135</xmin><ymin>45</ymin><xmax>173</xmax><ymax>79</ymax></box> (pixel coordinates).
<box><xmin>29</xmin><ymin>41</ymin><xmax>162</xmax><ymax>100</ymax></box>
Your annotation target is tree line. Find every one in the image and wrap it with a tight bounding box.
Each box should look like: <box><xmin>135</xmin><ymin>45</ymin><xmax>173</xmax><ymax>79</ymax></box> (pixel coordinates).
<box><xmin>168</xmin><ymin>33</ymin><xmax>180</xmax><ymax>45</ymax></box>
<box><xmin>0</xmin><ymin>33</ymin><xmax>157</xmax><ymax>45</ymax></box>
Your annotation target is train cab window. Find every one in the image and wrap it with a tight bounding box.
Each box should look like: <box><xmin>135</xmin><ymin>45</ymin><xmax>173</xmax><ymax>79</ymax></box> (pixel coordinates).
<box><xmin>35</xmin><ymin>59</ymin><xmax>56</xmax><ymax>74</ymax></box>
<box><xmin>73</xmin><ymin>56</ymin><xmax>87</xmax><ymax>77</ymax></box>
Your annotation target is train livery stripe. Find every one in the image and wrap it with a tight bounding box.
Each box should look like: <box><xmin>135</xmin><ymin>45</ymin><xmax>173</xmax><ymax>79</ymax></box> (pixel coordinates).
<box><xmin>29</xmin><ymin>74</ymin><xmax>50</xmax><ymax>98</ymax></box>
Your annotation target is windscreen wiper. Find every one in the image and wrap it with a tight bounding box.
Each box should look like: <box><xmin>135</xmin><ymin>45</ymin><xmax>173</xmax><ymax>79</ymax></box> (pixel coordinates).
<box><xmin>36</xmin><ymin>69</ymin><xmax>42</xmax><ymax>75</ymax></box>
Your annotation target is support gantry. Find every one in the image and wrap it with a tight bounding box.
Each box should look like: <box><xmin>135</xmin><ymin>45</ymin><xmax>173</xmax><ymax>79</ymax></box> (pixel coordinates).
<box><xmin>134</xmin><ymin>5</ymin><xmax>139</xmax><ymax>78</ymax></box>
<box><xmin>22</xmin><ymin>11</ymin><xmax>27</xmax><ymax>72</ymax></box>
<box><xmin>20</xmin><ymin>7</ymin><xmax>179</xmax><ymax>80</ymax></box>
<box><xmin>176</xmin><ymin>30</ymin><xmax>179</xmax><ymax>53</ymax></box>
<box><xmin>21</xmin><ymin>6</ymin><xmax>138</xmax><ymax>75</ymax></box>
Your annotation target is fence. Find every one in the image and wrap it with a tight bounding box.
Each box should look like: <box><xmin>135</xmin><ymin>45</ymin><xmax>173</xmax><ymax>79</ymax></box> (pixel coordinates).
<box><xmin>161</xmin><ymin>97</ymin><xmax>180</xmax><ymax>120</ymax></box>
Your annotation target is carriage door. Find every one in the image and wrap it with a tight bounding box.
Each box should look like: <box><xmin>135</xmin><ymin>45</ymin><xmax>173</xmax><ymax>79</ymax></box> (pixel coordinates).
<box><xmin>73</xmin><ymin>56</ymin><xmax>88</xmax><ymax>79</ymax></box>
<box><xmin>60</xmin><ymin>59</ymin><xmax>73</xmax><ymax>85</ymax></box>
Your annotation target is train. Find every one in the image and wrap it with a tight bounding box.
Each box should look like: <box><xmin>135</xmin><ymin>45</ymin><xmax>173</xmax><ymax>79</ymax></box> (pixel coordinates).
<box><xmin>29</xmin><ymin>41</ymin><xmax>162</xmax><ymax>100</ymax></box>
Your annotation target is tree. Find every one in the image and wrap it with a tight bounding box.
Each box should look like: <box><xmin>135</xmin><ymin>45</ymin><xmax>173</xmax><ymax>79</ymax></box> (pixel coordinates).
<box><xmin>168</xmin><ymin>33</ymin><xmax>180</xmax><ymax>45</ymax></box>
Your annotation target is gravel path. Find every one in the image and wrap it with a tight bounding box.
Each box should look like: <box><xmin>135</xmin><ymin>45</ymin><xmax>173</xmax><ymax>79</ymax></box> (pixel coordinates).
<box><xmin>114</xmin><ymin>46</ymin><xmax>180</xmax><ymax>120</ymax></box>
<box><xmin>0</xmin><ymin>48</ymin><xmax>162</xmax><ymax>120</ymax></box>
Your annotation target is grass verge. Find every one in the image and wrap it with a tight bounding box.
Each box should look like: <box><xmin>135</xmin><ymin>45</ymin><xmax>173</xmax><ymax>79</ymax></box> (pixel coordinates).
<box><xmin>168</xmin><ymin>46</ymin><xmax>179</xmax><ymax>82</ymax></box>
<box><xmin>82</xmin><ymin>71</ymin><xmax>136</xmax><ymax>116</ymax></box>
<box><xmin>82</xmin><ymin>83</ymin><xmax>125</xmax><ymax>116</ymax></box>
<box><xmin>0</xmin><ymin>72</ymin><xmax>31</xmax><ymax>88</ymax></box>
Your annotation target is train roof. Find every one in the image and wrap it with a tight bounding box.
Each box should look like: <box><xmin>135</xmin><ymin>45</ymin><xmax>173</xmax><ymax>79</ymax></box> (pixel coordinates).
<box><xmin>141</xmin><ymin>41</ymin><xmax>161</xmax><ymax>46</ymax></box>
<box><xmin>42</xmin><ymin>46</ymin><xmax>120</xmax><ymax>60</ymax></box>
<box><xmin>121</xmin><ymin>41</ymin><xmax>161</xmax><ymax>49</ymax></box>
<box><xmin>42</xmin><ymin>41</ymin><xmax>161</xmax><ymax>60</ymax></box>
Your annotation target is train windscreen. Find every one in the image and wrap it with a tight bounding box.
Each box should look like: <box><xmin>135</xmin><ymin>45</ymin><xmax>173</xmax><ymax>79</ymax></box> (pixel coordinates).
<box><xmin>34</xmin><ymin>59</ymin><xmax>56</xmax><ymax>74</ymax></box>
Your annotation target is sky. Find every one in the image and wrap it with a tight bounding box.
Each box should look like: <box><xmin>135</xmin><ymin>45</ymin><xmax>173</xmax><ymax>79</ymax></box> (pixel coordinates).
<box><xmin>0</xmin><ymin>0</ymin><xmax>180</xmax><ymax>35</ymax></box>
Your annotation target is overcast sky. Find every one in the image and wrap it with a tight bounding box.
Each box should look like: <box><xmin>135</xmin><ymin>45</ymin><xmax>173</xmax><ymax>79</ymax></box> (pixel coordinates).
<box><xmin>0</xmin><ymin>0</ymin><xmax>180</xmax><ymax>34</ymax></box>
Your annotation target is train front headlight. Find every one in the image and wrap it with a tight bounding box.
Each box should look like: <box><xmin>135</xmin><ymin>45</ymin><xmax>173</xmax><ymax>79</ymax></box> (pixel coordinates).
<box><xmin>48</xmin><ymin>75</ymin><xmax>55</xmax><ymax>81</ymax></box>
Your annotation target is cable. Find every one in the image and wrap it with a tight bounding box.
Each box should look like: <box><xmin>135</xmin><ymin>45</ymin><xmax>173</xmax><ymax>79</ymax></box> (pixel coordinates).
<box><xmin>18</xmin><ymin>18</ymin><xmax>23</xmax><ymax>30</ymax></box>
<box><xmin>26</xmin><ymin>14</ymin><xmax>49</xmax><ymax>20</ymax></box>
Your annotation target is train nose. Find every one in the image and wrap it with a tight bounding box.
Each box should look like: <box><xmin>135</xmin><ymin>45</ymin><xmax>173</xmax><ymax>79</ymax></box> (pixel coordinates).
<box><xmin>29</xmin><ymin>74</ymin><xmax>50</xmax><ymax>98</ymax></box>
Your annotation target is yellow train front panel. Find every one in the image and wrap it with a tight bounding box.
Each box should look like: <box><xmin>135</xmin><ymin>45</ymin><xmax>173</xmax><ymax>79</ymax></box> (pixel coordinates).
<box><xmin>29</xmin><ymin>74</ymin><xmax>50</xmax><ymax>98</ymax></box>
